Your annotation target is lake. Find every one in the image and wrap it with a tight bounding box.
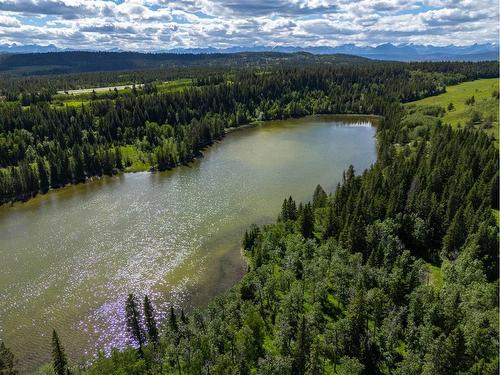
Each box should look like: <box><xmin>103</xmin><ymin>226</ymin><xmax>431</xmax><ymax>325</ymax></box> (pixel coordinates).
<box><xmin>0</xmin><ymin>115</ymin><xmax>377</xmax><ymax>373</ymax></box>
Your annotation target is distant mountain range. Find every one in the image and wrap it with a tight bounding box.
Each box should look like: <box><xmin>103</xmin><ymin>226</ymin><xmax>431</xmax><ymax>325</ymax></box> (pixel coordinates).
<box><xmin>0</xmin><ymin>43</ymin><xmax>498</xmax><ymax>62</ymax></box>
<box><xmin>0</xmin><ymin>43</ymin><xmax>61</xmax><ymax>54</ymax></box>
<box><xmin>164</xmin><ymin>43</ymin><xmax>500</xmax><ymax>62</ymax></box>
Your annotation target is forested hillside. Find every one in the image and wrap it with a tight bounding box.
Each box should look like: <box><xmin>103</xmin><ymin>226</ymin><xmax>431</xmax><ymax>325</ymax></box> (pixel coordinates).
<box><xmin>0</xmin><ymin>61</ymin><xmax>496</xmax><ymax>204</ymax></box>
<box><xmin>0</xmin><ymin>51</ymin><xmax>368</xmax><ymax>76</ymax></box>
<box><xmin>28</xmin><ymin>71</ymin><xmax>498</xmax><ymax>375</ymax></box>
<box><xmin>0</xmin><ymin>59</ymin><xmax>498</xmax><ymax>375</ymax></box>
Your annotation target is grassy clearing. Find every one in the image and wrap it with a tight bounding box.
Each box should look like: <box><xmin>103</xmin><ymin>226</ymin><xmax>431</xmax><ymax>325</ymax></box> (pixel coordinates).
<box><xmin>425</xmin><ymin>263</ymin><xmax>443</xmax><ymax>289</ymax></box>
<box><xmin>52</xmin><ymin>99</ymin><xmax>90</xmax><ymax>108</ymax></box>
<box><xmin>406</xmin><ymin>78</ymin><xmax>499</xmax><ymax>140</ymax></box>
<box><xmin>156</xmin><ymin>78</ymin><xmax>193</xmax><ymax>93</ymax></box>
<box><xmin>57</xmin><ymin>84</ymin><xmax>142</xmax><ymax>95</ymax></box>
<box><xmin>51</xmin><ymin>87</ymin><xmax>132</xmax><ymax>107</ymax></box>
<box><xmin>50</xmin><ymin>78</ymin><xmax>193</xmax><ymax>108</ymax></box>
<box><xmin>120</xmin><ymin>145</ymin><xmax>151</xmax><ymax>172</ymax></box>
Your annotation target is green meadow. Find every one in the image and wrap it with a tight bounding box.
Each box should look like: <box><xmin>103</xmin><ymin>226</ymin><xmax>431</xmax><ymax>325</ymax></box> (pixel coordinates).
<box><xmin>406</xmin><ymin>78</ymin><xmax>499</xmax><ymax>140</ymax></box>
<box><xmin>50</xmin><ymin>78</ymin><xmax>194</xmax><ymax>108</ymax></box>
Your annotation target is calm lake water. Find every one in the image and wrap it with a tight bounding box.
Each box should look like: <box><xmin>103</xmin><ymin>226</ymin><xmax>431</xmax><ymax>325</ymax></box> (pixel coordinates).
<box><xmin>0</xmin><ymin>115</ymin><xmax>377</xmax><ymax>373</ymax></box>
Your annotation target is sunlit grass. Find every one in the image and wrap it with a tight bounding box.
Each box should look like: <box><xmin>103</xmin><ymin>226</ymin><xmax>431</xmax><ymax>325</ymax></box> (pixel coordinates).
<box><xmin>425</xmin><ymin>263</ymin><xmax>443</xmax><ymax>289</ymax></box>
<box><xmin>406</xmin><ymin>78</ymin><xmax>499</xmax><ymax>141</ymax></box>
<box><xmin>156</xmin><ymin>78</ymin><xmax>193</xmax><ymax>93</ymax></box>
<box><xmin>120</xmin><ymin>145</ymin><xmax>151</xmax><ymax>172</ymax></box>
<box><xmin>50</xmin><ymin>79</ymin><xmax>193</xmax><ymax>108</ymax></box>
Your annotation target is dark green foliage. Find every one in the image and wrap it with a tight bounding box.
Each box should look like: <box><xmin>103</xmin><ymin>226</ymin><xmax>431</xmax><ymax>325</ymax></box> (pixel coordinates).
<box><xmin>299</xmin><ymin>202</ymin><xmax>314</xmax><ymax>239</ymax></box>
<box><xmin>280</xmin><ymin>196</ymin><xmax>298</xmax><ymax>222</ymax></box>
<box><xmin>242</xmin><ymin>224</ymin><xmax>260</xmax><ymax>251</ymax></box>
<box><xmin>2</xmin><ymin>61</ymin><xmax>494</xmax><ymax>375</ymax></box>
<box><xmin>125</xmin><ymin>294</ymin><xmax>145</xmax><ymax>353</ymax></box>
<box><xmin>0</xmin><ymin>61</ymin><xmax>496</xmax><ymax>204</ymax></box>
<box><xmin>143</xmin><ymin>295</ymin><xmax>159</xmax><ymax>346</ymax></box>
<box><xmin>465</xmin><ymin>95</ymin><xmax>475</xmax><ymax>105</ymax></box>
<box><xmin>442</xmin><ymin>207</ymin><xmax>467</xmax><ymax>259</ymax></box>
<box><xmin>168</xmin><ymin>307</ymin><xmax>178</xmax><ymax>333</ymax></box>
<box><xmin>36</xmin><ymin>158</ymin><xmax>49</xmax><ymax>193</ymax></box>
<box><xmin>323</xmin><ymin>203</ymin><xmax>336</xmax><ymax>239</ymax></box>
<box><xmin>0</xmin><ymin>342</ymin><xmax>17</xmax><ymax>375</ymax></box>
<box><xmin>51</xmin><ymin>330</ymin><xmax>68</xmax><ymax>375</ymax></box>
<box><xmin>312</xmin><ymin>184</ymin><xmax>327</xmax><ymax>209</ymax></box>
<box><xmin>76</xmin><ymin>140</ymin><xmax>497</xmax><ymax>374</ymax></box>
<box><xmin>0</xmin><ymin>51</ymin><xmax>370</xmax><ymax>77</ymax></box>
<box><xmin>71</xmin><ymin>63</ymin><xmax>497</xmax><ymax>374</ymax></box>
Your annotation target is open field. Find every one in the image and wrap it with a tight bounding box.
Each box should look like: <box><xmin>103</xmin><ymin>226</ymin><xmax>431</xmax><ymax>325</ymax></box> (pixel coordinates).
<box><xmin>406</xmin><ymin>78</ymin><xmax>499</xmax><ymax>140</ymax></box>
<box><xmin>57</xmin><ymin>84</ymin><xmax>144</xmax><ymax>95</ymax></box>
<box><xmin>156</xmin><ymin>78</ymin><xmax>193</xmax><ymax>93</ymax></box>
<box><xmin>50</xmin><ymin>78</ymin><xmax>194</xmax><ymax>108</ymax></box>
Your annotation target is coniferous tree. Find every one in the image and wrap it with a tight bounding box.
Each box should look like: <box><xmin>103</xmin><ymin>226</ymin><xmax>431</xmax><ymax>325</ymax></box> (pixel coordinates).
<box><xmin>280</xmin><ymin>198</ymin><xmax>290</xmax><ymax>222</ymax></box>
<box><xmin>71</xmin><ymin>145</ymin><xmax>86</xmax><ymax>183</ymax></box>
<box><xmin>324</xmin><ymin>204</ymin><xmax>335</xmax><ymax>239</ymax></box>
<box><xmin>180</xmin><ymin>309</ymin><xmax>188</xmax><ymax>325</ymax></box>
<box><xmin>168</xmin><ymin>307</ymin><xmax>178</xmax><ymax>333</ymax></box>
<box><xmin>37</xmin><ymin>158</ymin><xmax>50</xmax><ymax>193</ymax></box>
<box><xmin>0</xmin><ymin>341</ymin><xmax>17</xmax><ymax>375</ymax></box>
<box><xmin>442</xmin><ymin>207</ymin><xmax>467</xmax><ymax>259</ymax></box>
<box><xmin>300</xmin><ymin>202</ymin><xmax>314</xmax><ymax>239</ymax></box>
<box><xmin>288</xmin><ymin>196</ymin><xmax>298</xmax><ymax>221</ymax></box>
<box><xmin>143</xmin><ymin>295</ymin><xmax>159</xmax><ymax>346</ymax></box>
<box><xmin>125</xmin><ymin>294</ymin><xmax>145</xmax><ymax>354</ymax></box>
<box><xmin>312</xmin><ymin>184</ymin><xmax>327</xmax><ymax>209</ymax></box>
<box><xmin>51</xmin><ymin>330</ymin><xmax>69</xmax><ymax>375</ymax></box>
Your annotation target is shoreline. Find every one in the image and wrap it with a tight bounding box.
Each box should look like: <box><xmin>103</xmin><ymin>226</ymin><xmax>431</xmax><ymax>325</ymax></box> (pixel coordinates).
<box><xmin>1</xmin><ymin>113</ymin><xmax>381</xmax><ymax>208</ymax></box>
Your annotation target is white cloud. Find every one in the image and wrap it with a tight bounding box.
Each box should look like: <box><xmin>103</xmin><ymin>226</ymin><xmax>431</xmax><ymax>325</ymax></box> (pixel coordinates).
<box><xmin>0</xmin><ymin>14</ymin><xmax>20</xmax><ymax>27</ymax></box>
<box><xmin>0</xmin><ymin>0</ymin><xmax>497</xmax><ymax>49</ymax></box>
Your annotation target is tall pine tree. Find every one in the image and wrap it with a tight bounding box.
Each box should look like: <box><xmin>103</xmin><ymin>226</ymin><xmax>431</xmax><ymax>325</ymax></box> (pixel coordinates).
<box><xmin>51</xmin><ymin>330</ymin><xmax>69</xmax><ymax>375</ymax></box>
<box><xmin>143</xmin><ymin>295</ymin><xmax>159</xmax><ymax>346</ymax></box>
<box><xmin>125</xmin><ymin>294</ymin><xmax>145</xmax><ymax>355</ymax></box>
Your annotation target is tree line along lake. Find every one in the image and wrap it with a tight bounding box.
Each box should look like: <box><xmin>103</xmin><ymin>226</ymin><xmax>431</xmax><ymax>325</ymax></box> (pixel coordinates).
<box><xmin>0</xmin><ymin>115</ymin><xmax>377</xmax><ymax>373</ymax></box>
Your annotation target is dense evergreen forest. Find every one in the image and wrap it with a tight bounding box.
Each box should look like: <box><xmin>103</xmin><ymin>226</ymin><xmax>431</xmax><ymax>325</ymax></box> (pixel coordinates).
<box><xmin>0</xmin><ymin>51</ymin><xmax>369</xmax><ymax>77</ymax></box>
<box><xmin>0</xmin><ymin>67</ymin><xmax>224</xmax><ymax>99</ymax></box>
<box><xmin>0</xmin><ymin>61</ymin><xmax>497</xmax><ymax>204</ymax></box>
<box><xmin>0</xmin><ymin>59</ymin><xmax>498</xmax><ymax>374</ymax></box>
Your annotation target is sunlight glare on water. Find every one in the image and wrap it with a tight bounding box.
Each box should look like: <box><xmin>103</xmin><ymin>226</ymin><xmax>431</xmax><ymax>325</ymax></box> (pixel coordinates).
<box><xmin>0</xmin><ymin>115</ymin><xmax>377</xmax><ymax>373</ymax></box>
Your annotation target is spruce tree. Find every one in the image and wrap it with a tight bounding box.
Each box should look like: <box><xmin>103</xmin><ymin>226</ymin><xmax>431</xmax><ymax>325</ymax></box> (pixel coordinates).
<box><xmin>300</xmin><ymin>202</ymin><xmax>314</xmax><ymax>239</ymax></box>
<box><xmin>324</xmin><ymin>204</ymin><xmax>335</xmax><ymax>239</ymax></box>
<box><xmin>288</xmin><ymin>196</ymin><xmax>298</xmax><ymax>221</ymax></box>
<box><xmin>442</xmin><ymin>207</ymin><xmax>467</xmax><ymax>259</ymax></box>
<box><xmin>115</xmin><ymin>148</ymin><xmax>124</xmax><ymax>170</ymax></box>
<box><xmin>51</xmin><ymin>330</ymin><xmax>68</xmax><ymax>375</ymax></box>
<box><xmin>169</xmin><ymin>306</ymin><xmax>178</xmax><ymax>332</ymax></box>
<box><xmin>0</xmin><ymin>341</ymin><xmax>17</xmax><ymax>375</ymax></box>
<box><xmin>143</xmin><ymin>295</ymin><xmax>159</xmax><ymax>345</ymax></box>
<box><xmin>280</xmin><ymin>198</ymin><xmax>289</xmax><ymax>222</ymax></box>
<box><xmin>125</xmin><ymin>294</ymin><xmax>145</xmax><ymax>353</ymax></box>
<box><xmin>312</xmin><ymin>184</ymin><xmax>327</xmax><ymax>209</ymax></box>
<box><xmin>180</xmin><ymin>309</ymin><xmax>188</xmax><ymax>325</ymax></box>
<box><xmin>71</xmin><ymin>145</ymin><xmax>86</xmax><ymax>183</ymax></box>
<box><xmin>37</xmin><ymin>158</ymin><xmax>50</xmax><ymax>193</ymax></box>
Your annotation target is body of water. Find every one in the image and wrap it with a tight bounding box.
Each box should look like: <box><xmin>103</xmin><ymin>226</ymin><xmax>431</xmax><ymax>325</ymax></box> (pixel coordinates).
<box><xmin>0</xmin><ymin>115</ymin><xmax>377</xmax><ymax>373</ymax></box>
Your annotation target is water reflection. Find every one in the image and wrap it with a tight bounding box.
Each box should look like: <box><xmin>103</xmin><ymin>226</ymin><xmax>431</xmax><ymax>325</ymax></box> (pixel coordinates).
<box><xmin>0</xmin><ymin>115</ymin><xmax>377</xmax><ymax>373</ymax></box>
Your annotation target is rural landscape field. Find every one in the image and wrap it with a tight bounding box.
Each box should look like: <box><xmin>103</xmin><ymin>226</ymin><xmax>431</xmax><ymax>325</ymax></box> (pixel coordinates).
<box><xmin>0</xmin><ymin>1</ymin><xmax>498</xmax><ymax>374</ymax></box>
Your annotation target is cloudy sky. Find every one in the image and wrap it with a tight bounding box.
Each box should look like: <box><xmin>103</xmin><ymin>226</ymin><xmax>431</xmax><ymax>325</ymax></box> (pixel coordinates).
<box><xmin>0</xmin><ymin>0</ymin><xmax>498</xmax><ymax>50</ymax></box>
